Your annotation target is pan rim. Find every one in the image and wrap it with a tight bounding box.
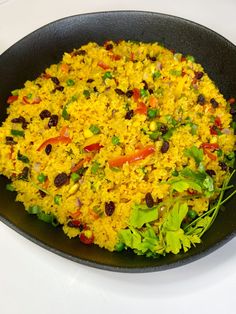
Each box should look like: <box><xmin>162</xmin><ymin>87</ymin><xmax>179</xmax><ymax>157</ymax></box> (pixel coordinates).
<box><xmin>0</xmin><ymin>10</ymin><xmax>235</xmax><ymax>272</ymax></box>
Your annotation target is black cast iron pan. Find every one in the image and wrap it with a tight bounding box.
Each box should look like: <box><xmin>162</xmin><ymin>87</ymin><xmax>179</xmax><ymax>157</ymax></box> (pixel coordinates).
<box><xmin>0</xmin><ymin>11</ymin><xmax>235</xmax><ymax>272</ymax></box>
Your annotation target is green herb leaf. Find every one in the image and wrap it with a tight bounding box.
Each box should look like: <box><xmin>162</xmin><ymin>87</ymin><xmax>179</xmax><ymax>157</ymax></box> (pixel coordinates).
<box><xmin>111</xmin><ymin>135</ymin><xmax>120</xmax><ymax>145</ymax></box>
<box><xmin>62</xmin><ymin>105</ymin><xmax>70</xmax><ymax>120</ymax></box>
<box><xmin>169</xmin><ymin>69</ymin><xmax>182</xmax><ymax>76</ymax></box>
<box><xmin>103</xmin><ymin>71</ymin><xmax>113</xmax><ymax>80</ymax></box>
<box><xmin>91</xmin><ymin>161</ymin><xmax>100</xmax><ymax>174</ymax></box>
<box><xmin>11</xmin><ymin>129</ymin><xmax>24</xmax><ymax>137</ymax></box>
<box><xmin>17</xmin><ymin>151</ymin><xmax>29</xmax><ymax>163</ymax></box>
<box><xmin>184</xmin><ymin>146</ymin><xmax>203</xmax><ymax>166</ymax></box>
<box><xmin>129</xmin><ymin>204</ymin><xmax>158</xmax><ymax>228</ymax></box>
<box><xmin>6</xmin><ymin>183</ymin><xmax>15</xmax><ymax>191</ymax></box>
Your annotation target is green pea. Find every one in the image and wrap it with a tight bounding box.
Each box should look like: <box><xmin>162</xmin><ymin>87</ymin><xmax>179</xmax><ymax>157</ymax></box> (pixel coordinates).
<box><xmin>147</xmin><ymin>108</ymin><xmax>158</xmax><ymax>119</ymax></box>
<box><xmin>186</xmin><ymin>55</ymin><xmax>195</xmax><ymax>62</ymax></box>
<box><xmin>37</xmin><ymin>173</ymin><xmax>46</xmax><ymax>183</ymax></box>
<box><xmin>149</xmin><ymin>131</ymin><xmax>160</xmax><ymax>141</ymax></box>
<box><xmin>187</xmin><ymin>209</ymin><xmax>198</xmax><ymax>220</ymax></box>
<box><xmin>27</xmin><ymin>205</ymin><xmax>41</xmax><ymax>214</ymax></box>
<box><xmin>140</xmin><ymin>89</ymin><xmax>148</xmax><ymax>97</ymax></box>
<box><xmin>102</xmin><ymin>72</ymin><xmax>112</xmax><ymax>80</ymax></box>
<box><xmin>71</xmin><ymin>172</ymin><xmax>80</xmax><ymax>182</ymax></box>
<box><xmin>54</xmin><ymin>195</ymin><xmax>62</xmax><ymax>205</ymax></box>
<box><xmin>83</xmin><ymin>90</ymin><xmax>90</xmax><ymax>98</ymax></box>
<box><xmin>153</xmin><ymin>71</ymin><xmax>161</xmax><ymax>79</ymax></box>
<box><xmin>66</xmin><ymin>79</ymin><xmax>75</xmax><ymax>86</ymax></box>
<box><xmin>89</xmin><ymin>124</ymin><xmax>100</xmax><ymax>134</ymax></box>
<box><xmin>115</xmin><ymin>242</ymin><xmax>125</xmax><ymax>252</ymax></box>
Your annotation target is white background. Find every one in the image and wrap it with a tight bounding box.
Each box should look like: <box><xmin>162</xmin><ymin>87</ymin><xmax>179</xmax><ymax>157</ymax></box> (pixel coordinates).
<box><xmin>0</xmin><ymin>1</ymin><xmax>236</xmax><ymax>313</ymax></box>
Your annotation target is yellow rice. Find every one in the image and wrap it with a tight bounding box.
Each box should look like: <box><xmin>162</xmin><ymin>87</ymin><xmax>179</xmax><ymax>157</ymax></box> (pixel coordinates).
<box><xmin>0</xmin><ymin>40</ymin><xmax>235</xmax><ymax>255</ymax></box>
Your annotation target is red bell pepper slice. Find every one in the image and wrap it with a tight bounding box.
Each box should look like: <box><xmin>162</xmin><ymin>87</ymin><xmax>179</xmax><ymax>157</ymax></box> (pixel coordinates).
<box><xmin>80</xmin><ymin>231</ymin><xmax>94</xmax><ymax>245</ymax></box>
<box><xmin>135</xmin><ymin>102</ymin><xmax>148</xmax><ymax>115</ymax></box>
<box><xmin>110</xmin><ymin>54</ymin><xmax>121</xmax><ymax>61</ymax></box>
<box><xmin>71</xmin><ymin>157</ymin><xmax>91</xmax><ymax>173</ymax></box>
<box><xmin>200</xmin><ymin>143</ymin><xmax>219</xmax><ymax>161</ymax></box>
<box><xmin>214</xmin><ymin>116</ymin><xmax>222</xmax><ymax>128</ymax></box>
<box><xmin>204</xmin><ymin>149</ymin><xmax>217</xmax><ymax>160</ymax></box>
<box><xmin>97</xmin><ymin>61</ymin><xmax>110</xmax><ymax>70</ymax></box>
<box><xmin>37</xmin><ymin>136</ymin><xmax>71</xmax><ymax>151</ymax></box>
<box><xmin>108</xmin><ymin>145</ymin><xmax>155</xmax><ymax>168</ymax></box>
<box><xmin>130</xmin><ymin>52</ymin><xmax>135</xmax><ymax>61</ymax></box>
<box><xmin>7</xmin><ymin>95</ymin><xmax>18</xmax><ymax>104</ymax></box>
<box><xmin>132</xmin><ymin>88</ymin><xmax>140</xmax><ymax>102</ymax></box>
<box><xmin>23</xmin><ymin>96</ymin><xmax>30</xmax><ymax>104</ymax></box>
<box><xmin>200</xmin><ymin>143</ymin><xmax>219</xmax><ymax>150</ymax></box>
<box><xmin>84</xmin><ymin>143</ymin><xmax>103</xmax><ymax>152</ymax></box>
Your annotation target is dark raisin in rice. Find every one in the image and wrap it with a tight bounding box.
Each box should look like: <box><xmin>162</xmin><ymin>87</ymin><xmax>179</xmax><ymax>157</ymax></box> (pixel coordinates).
<box><xmin>125</xmin><ymin>109</ymin><xmax>134</xmax><ymax>120</ymax></box>
<box><xmin>51</xmin><ymin>76</ymin><xmax>60</xmax><ymax>85</ymax></box>
<box><xmin>48</xmin><ymin>115</ymin><xmax>58</xmax><ymax>128</ymax></box>
<box><xmin>145</xmin><ymin>193</ymin><xmax>154</xmax><ymax>208</ymax></box>
<box><xmin>105</xmin><ymin>201</ymin><xmax>115</xmax><ymax>216</ymax></box>
<box><xmin>54</xmin><ymin>172</ymin><xmax>68</xmax><ymax>188</ymax></box>
<box><xmin>39</xmin><ymin>109</ymin><xmax>51</xmax><ymax>120</ymax></box>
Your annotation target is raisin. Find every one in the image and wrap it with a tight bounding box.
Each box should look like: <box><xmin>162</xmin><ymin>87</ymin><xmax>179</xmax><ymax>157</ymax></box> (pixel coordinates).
<box><xmin>105</xmin><ymin>43</ymin><xmax>113</xmax><ymax>50</ymax></box>
<box><xmin>219</xmin><ymin>161</ymin><xmax>227</xmax><ymax>171</ymax></box>
<box><xmin>105</xmin><ymin>201</ymin><xmax>115</xmax><ymax>216</ymax></box>
<box><xmin>39</xmin><ymin>190</ymin><xmax>46</xmax><ymax>198</ymax></box>
<box><xmin>206</xmin><ymin>169</ymin><xmax>216</xmax><ymax>177</ymax></box>
<box><xmin>54</xmin><ymin>172</ymin><xmax>68</xmax><ymax>187</ymax></box>
<box><xmin>93</xmin><ymin>87</ymin><xmax>98</xmax><ymax>92</ymax></box>
<box><xmin>75</xmin><ymin>49</ymin><xmax>86</xmax><ymax>56</ymax></box>
<box><xmin>22</xmin><ymin>121</ymin><xmax>29</xmax><ymax>130</ymax></box>
<box><xmin>5</xmin><ymin>136</ymin><xmax>17</xmax><ymax>145</ymax></box>
<box><xmin>148</xmin><ymin>88</ymin><xmax>154</xmax><ymax>94</ymax></box>
<box><xmin>197</xmin><ymin>94</ymin><xmax>205</xmax><ymax>105</ymax></box>
<box><xmin>125</xmin><ymin>109</ymin><xmax>134</xmax><ymax>120</ymax></box>
<box><xmin>39</xmin><ymin>109</ymin><xmax>51</xmax><ymax>120</ymax></box>
<box><xmin>45</xmin><ymin>144</ymin><xmax>52</xmax><ymax>155</ymax></box>
<box><xmin>142</xmin><ymin>80</ymin><xmax>148</xmax><ymax>90</ymax></box>
<box><xmin>11</xmin><ymin>116</ymin><xmax>26</xmax><ymax>123</ymax></box>
<box><xmin>48</xmin><ymin>115</ymin><xmax>58</xmax><ymax>128</ymax></box>
<box><xmin>160</xmin><ymin>124</ymin><xmax>168</xmax><ymax>135</ymax></box>
<box><xmin>51</xmin><ymin>76</ymin><xmax>60</xmax><ymax>85</ymax></box>
<box><xmin>195</xmin><ymin>71</ymin><xmax>204</xmax><ymax>80</ymax></box>
<box><xmin>54</xmin><ymin>86</ymin><xmax>64</xmax><ymax>92</ymax></box>
<box><xmin>115</xmin><ymin>88</ymin><xmax>125</xmax><ymax>95</ymax></box>
<box><xmin>126</xmin><ymin>90</ymin><xmax>133</xmax><ymax>98</ymax></box>
<box><xmin>161</xmin><ymin>141</ymin><xmax>170</xmax><ymax>153</ymax></box>
<box><xmin>147</xmin><ymin>54</ymin><xmax>157</xmax><ymax>61</ymax></box>
<box><xmin>18</xmin><ymin>167</ymin><xmax>29</xmax><ymax>180</ymax></box>
<box><xmin>86</xmin><ymin>78</ymin><xmax>94</xmax><ymax>83</ymax></box>
<box><xmin>210</xmin><ymin>98</ymin><xmax>219</xmax><ymax>108</ymax></box>
<box><xmin>230</xmin><ymin>106</ymin><xmax>236</xmax><ymax>115</ymax></box>
<box><xmin>145</xmin><ymin>192</ymin><xmax>154</xmax><ymax>208</ymax></box>
<box><xmin>67</xmin><ymin>220</ymin><xmax>82</xmax><ymax>229</ymax></box>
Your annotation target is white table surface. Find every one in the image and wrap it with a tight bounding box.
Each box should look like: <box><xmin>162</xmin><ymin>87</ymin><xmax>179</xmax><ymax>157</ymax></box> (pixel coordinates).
<box><xmin>0</xmin><ymin>1</ymin><xmax>236</xmax><ymax>313</ymax></box>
